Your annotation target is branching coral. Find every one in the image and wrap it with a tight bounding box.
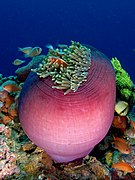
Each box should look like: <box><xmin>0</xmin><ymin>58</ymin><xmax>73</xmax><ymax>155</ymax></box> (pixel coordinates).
<box><xmin>111</xmin><ymin>57</ymin><xmax>135</xmax><ymax>103</ymax></box>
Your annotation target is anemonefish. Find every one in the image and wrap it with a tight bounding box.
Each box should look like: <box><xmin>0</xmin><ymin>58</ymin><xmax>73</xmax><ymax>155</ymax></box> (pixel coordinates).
<box><xmin>18</xmin><ymin>47</ymin><xmax>32</xmax><ymax>54</ymax></box>
<box><xmin>18</xmin><ymin>46</ymin><xmax>42</xmax><ymax>58</ymax></box>
<box><xmin>12</xmin><ymin>59</ymin><xmax>25</xmax><ymax>66</ymax></box>
<box><xmin>48</xmin><ymin>56</ymin><xmax>67</xmax><ymax>68</ymax></box>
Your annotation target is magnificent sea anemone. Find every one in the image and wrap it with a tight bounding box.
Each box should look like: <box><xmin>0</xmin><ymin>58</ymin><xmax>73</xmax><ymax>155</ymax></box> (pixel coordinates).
<box><xmin>18</xmin><ymin>41</ymin><xmax>116</xmax><ymax>163</ymax></box>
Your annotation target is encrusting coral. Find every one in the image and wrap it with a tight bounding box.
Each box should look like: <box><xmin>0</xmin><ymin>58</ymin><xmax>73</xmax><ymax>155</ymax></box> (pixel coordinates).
<box><xmin>111</xmin><ymin>57</ymin><xmax>135</xmax><ymax>103</ymax></box>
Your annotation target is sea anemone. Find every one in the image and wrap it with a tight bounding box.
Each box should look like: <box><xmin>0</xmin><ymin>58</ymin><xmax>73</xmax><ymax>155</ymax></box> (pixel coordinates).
<box><xmin>18</xmin><ymin>41</ymin><xmax>116</xmax><ymax>163</ymax></box>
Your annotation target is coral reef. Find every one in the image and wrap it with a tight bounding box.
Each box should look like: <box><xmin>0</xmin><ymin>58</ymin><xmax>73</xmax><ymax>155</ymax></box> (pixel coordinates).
<box><xmin>0</xmin><ymin>47</ymin><xmax>135</xmax><ymax>179</ymax></box>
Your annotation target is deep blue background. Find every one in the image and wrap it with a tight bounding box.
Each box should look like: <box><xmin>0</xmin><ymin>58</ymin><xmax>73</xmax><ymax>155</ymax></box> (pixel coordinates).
<box><xmin>0</xmin><ymin>0</ymin><xmax>134</xmax><ymax>82</ymax></box>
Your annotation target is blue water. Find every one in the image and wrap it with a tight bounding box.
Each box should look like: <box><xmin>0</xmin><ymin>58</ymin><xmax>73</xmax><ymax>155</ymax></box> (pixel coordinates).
<box><xmin>0</xmin><ymin>0</ymin><xmax>134</xmax><ymax>82</ymax></box>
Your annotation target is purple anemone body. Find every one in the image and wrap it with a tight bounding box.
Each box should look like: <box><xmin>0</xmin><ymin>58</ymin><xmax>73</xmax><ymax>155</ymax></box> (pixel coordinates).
<box><xmin>18</xmin><ymin>47</ymin><xmax>116</xmax><ymax>163</ymax></box>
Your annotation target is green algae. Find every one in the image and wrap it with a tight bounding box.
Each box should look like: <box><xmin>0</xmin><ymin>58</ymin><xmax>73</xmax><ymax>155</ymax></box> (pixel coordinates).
<box><xmin>111</xmin><ymin>57</ymin><xmax>135</xmax><ymax>103</ymax></box>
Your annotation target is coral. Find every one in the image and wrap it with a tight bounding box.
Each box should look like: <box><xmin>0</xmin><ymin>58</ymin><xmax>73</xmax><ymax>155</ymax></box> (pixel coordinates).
<box><xmin>3</xmin><ymin>44</ymin><xmax>135</xmax><ymax>179</ymax></box>
<box><xmin>111</xmin><ymin>57</ymin><xmax>135</xmax><ymax>103</ymax></box>
<box><xmin>83</xmin><ymin>156</ymin><xmax>111</xmax><ymax>179</ymax></box>
<box><xmin>0</xmin><ymin>80</ymin><xmax>19</xmax><ymax>125</ymax></box>
<box><xmin>0</xmin><ymin>124</ymin><xmax>20</xmax><ymax>179</ymax></box>
<box><xmin>15</xmin><ymin>55</ymin><xmax>45</xmax><ymax>81</ymax></box>
<box><xmin>105</xmin><ymin>151</ymin><xmax>113</xmax><ymax>166</ymax></box>
<box><xmin>0</xmin><ymin>71</ymin><xmax>135</xmax><ymax>180</ymax></box>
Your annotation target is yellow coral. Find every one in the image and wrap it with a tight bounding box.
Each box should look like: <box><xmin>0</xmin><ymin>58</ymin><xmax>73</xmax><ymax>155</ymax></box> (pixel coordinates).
<box><xmin>105</xmin><ymin>152</ymin><xmax>113</xmax><ymax>166</ymax></box>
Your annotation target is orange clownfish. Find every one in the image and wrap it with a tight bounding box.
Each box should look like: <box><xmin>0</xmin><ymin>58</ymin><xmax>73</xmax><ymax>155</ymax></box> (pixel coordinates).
<box><xmin>49</xmin><ymin>56</ymin><xmax>68</xmax><ymax>68</ymax></box>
